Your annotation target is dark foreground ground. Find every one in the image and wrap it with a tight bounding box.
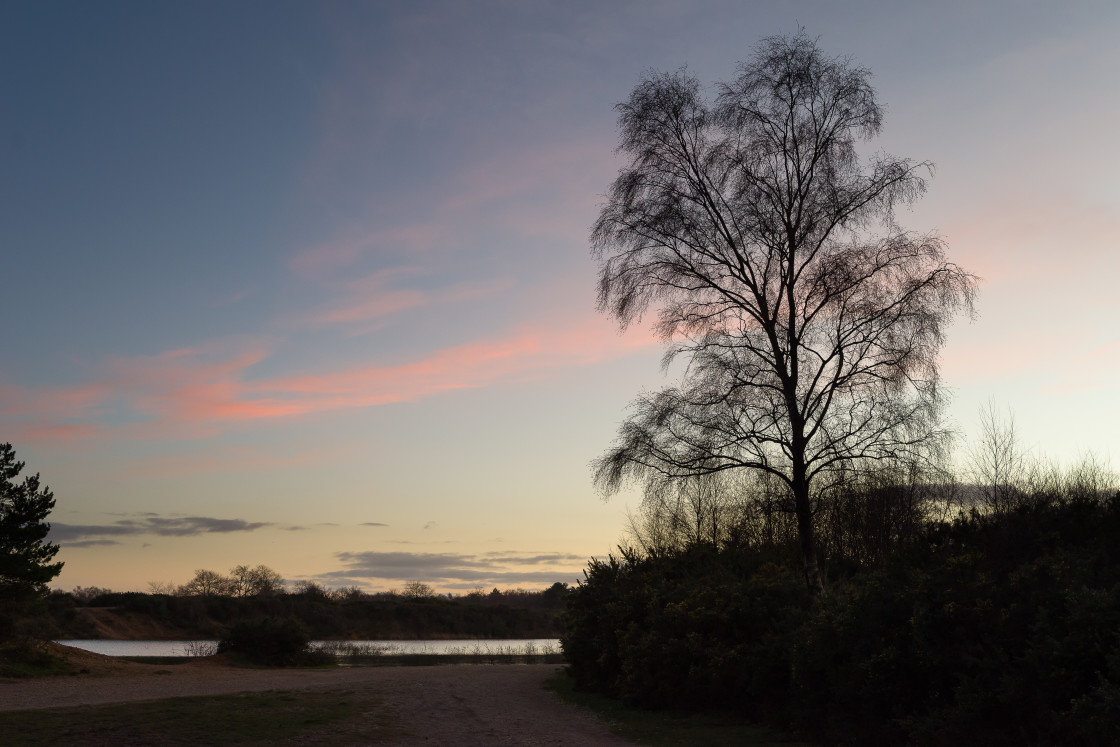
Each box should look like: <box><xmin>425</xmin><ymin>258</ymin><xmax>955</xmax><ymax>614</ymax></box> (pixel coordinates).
<box><xmin>0</xmin><ymin>647</ymin><xmax>631</xmax><ymax>745</ymax></box>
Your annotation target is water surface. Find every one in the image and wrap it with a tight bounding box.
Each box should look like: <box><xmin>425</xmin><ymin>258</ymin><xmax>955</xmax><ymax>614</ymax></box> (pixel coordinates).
<box><xmin>57</xmin><ymin>638</ymin><xmax>560</xmax><ymax>658</ymax></box>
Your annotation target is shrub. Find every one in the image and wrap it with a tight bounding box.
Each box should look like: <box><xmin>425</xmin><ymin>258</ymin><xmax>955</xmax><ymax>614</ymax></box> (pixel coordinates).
<box><xmin>0</xmin><ymin>637</ymin><xmax>68</xmax><ymax>677</ymax></box>
<box><xmin>562</xmin><ymin>545</ymin><xmax>810</xmax><ymax>715</ymax></box>
<box><xmin>789</xmin><ymin>496</ymin><xmax>1120</xmax><ymax>745</ymax></box>
<box><xmin>564</xmin><ymin>495</ymin><xmax>1120</xmax><ymax>745</ymax></box>
<box><xmin>218</xmin><ymin>616</ymin><xmax>313</xmax><ymax>666</ymax></box>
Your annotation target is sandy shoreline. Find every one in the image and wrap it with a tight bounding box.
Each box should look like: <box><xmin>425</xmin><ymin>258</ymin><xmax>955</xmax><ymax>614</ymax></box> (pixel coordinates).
<box><xmin>0</xmin><ymin>647</ymin><xmax>631</xmax><ymax>745</ymax></box>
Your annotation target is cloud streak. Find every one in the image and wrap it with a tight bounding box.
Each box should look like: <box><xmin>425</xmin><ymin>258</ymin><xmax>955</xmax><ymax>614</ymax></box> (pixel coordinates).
<box><xmin>305</xmin><ymin>269</ymin><xmax>514</xmax><ymax>332</ymax></box>
<box><xmin>324</xmin><ymin>549</ymin><xmax>587</xmax><ymax>588</ymax></box>
<box><xmin>50</xmin><ymin>515</ymin><xmax>272</xmax><ymax>543</ymax></box>
<box><xmin>3</xmin><ymin>317</ymin><xmax>656</xmax><ymax>444</ymax></box>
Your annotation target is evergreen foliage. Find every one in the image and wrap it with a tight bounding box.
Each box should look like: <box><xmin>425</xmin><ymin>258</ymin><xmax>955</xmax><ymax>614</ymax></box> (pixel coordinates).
<box><xmin>0</xmin><ymin>443</ymin><xmax>63</xmax><ymax>638</ymax></box>
<box><xmin>562</xmin><ymin>490</ymin><xmax>1120</xmax><ymax>745</ymax></box>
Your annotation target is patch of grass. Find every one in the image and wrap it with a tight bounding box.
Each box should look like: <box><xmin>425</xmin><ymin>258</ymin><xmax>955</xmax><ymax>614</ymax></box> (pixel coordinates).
<box><xmin>545</xmin><ymin>672</ymin><xmax>815</xmax><ymax>747</ymax></box>
<box><xmin>0</xmin><ymin>639</ymin><xmax>69</xmax><ymax>678</ymax></box>
<box><xmin>0</xmin><ymin>688</ymin><xmax>401</xmax><ymax>745</ymax></box>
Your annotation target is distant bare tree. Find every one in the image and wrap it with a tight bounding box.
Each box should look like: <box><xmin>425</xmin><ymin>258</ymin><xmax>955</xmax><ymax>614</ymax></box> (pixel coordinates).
<box><xmin>813</xmin><ymin>457</ymin><xmax>950</xmax><ymax>567</ymax></box>
<box><xmin>403</xmin><ymin>580</ymin><xmax>435</xmax><ymax>599</ymax></box>
<box><xmin>293</xmin><ymin>580</ymin><xmax>328</xmax><ymax>597</ymax></box>
<box><xmin>968</xmin><ymin>400</ymin><xmax>1026</xmax><ymax>511</ymax></box>
<box><xmin>592</xmin><ymin>32</ymin><xmax>977</xmax><ymax>595</ymax></box>
<box><xmin>969</xmin><ymin>404</ymin><xmax>1117</xmax><ymax>508</ymax></box>
<box><xmin>70</xmin><ymin>585</ymin><xmax>113</xmax><ymax>604</ymax></box>
<box><xmin>626</xmin><ymin>470</ymin><xmax>743</xmax><ymax>555</ymax></box>
<box><xmin>328</xmin><ymin>585</ymin><xmax>364</xmax><ymax>601</ymax></box>
<box><xmin>228</xmin><ymin>564</ymin><xmax>283</xmax><ymax>597</ymax></box>
<box><xmin>146</xmin><ymin>580</ymin><xmax>177</xmax><ymax>595</ymax></box>
<box><xmin>1047</xmin><ymin>452</ymin><xmax>1117</xmax><ymax>501</ymax></box>
<box><xmin>180</xmin><ymin>568</ymin><xmax>232</xmax><ymax>597</ymax></box>
<box><xmin>229</xmin><ymin>565</ymin><xmax>252</xmax><ymax>597</ymax></box>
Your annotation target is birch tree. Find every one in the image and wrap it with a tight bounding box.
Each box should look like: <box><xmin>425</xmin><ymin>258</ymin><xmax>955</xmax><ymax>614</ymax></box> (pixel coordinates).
<box><xmin>592</xmin><ymin>32</ymin><xmax>977</xmax><ymax>595</ymax></box>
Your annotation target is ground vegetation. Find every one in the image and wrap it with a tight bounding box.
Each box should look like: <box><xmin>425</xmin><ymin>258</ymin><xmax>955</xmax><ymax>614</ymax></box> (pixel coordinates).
<box><xmin>563</xmin><ymin>456</ymin><xmax>1120</xmax><ymax>746</ymax></box>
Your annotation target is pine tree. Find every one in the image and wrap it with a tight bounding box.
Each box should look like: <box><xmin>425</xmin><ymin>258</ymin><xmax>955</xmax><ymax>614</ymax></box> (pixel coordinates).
<box><xmin>0</xmin><ymin>443</ymin><xmax>63</xmax><ymax>611</ymax></box>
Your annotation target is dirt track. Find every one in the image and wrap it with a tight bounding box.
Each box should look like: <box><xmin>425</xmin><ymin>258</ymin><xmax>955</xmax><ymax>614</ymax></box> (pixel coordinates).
<box><xmin>0</xmin><ymin>652</ymin><xmax>632</xmax><ymax>745</ymax></box>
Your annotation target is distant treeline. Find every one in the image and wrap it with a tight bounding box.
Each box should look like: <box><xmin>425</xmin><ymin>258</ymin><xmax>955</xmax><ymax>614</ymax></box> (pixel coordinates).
<box><xmin>563</xmin><ymin>462</ymin><xmax>1120</xmax><ymax>746</ymax></box>
<box><xmin>36</xmin><ymin>582</ymin><xmax>570</xmax><ymax>641</ymax></box>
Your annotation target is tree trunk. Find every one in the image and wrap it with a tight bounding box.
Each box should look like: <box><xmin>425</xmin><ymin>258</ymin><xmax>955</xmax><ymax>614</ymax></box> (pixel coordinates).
<box><xmin>792</xmin><ymin>469</ymin><xmax>827</xmax><ymax>598</ymax></box>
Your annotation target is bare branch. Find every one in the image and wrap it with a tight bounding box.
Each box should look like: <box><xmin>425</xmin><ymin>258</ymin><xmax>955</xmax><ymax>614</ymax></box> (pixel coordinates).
<box><xmin>592</xmin><ymin>32</ymin><xmax>977</xmax><ymax>595</ymax></box>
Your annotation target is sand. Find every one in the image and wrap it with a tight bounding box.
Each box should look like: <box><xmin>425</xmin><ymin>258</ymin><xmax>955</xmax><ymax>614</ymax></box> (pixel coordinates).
<box><xmin>0</xmin><ymin>645</ymin><xmax>631</xmax><ymax>745</ymax></box>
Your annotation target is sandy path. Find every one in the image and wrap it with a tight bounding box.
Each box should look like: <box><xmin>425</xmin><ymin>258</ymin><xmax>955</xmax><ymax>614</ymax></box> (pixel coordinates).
<box><xmin>0</xmin><ymin>662</ymin><xmax>633</xmax><ymax>745</ymax></box>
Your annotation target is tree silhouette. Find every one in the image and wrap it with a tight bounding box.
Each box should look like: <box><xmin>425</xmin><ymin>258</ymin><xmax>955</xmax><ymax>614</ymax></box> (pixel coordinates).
<box><xmin>1</xmin><ymin>443</ymin><xmax>63</xmax><ymax>634</ymax></box>
<box><xmin>592</xmin><ymin>32</ymin><xmax>977</xmax><ymax>594</ymax></box>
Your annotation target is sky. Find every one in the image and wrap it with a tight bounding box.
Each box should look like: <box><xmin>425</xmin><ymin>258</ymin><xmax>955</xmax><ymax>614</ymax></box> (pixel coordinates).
<box><xmin>1</xmin><ymin>0</ymin><xmax>1117</xmax><ymax>593</ymax></box>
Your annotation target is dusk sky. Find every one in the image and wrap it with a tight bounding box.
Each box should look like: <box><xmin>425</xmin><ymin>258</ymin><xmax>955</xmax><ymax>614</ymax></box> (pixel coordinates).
<box><xmin>2</xmin><ymin>1</ymin><xmax>1117</xmax><ymax>593</ymax></box>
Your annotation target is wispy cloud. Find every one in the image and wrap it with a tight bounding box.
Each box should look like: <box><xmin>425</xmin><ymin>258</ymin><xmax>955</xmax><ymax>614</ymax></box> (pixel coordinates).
<box><xmin>482</xmin><ymin>551</ymin><xmax>587</xmax><ymax>565</ymax></box>
<box><xmin>288</xmin><ymin>225</ymin><xmax>446</xmax><ymax>279</ymax></box>
<box><xmin>323</xmin><ymin>549</ymin><xmax>586</xmax><ymax>588</ymax></box>
<box><xmin>305</xmin><ymin>267</ymin><xmax>513</xmax><ymax>331</ymax></box>
<box><xmin>61</xmin><ymin>538</ymin><xmax>122</xmax><ymax>549</ymax></box>
<box><xmin>50</xmin><ymin>515</ymin><xmax>272</xmax><ymax>543</ymax></box>
<box><xmin>2</xmin><ymin>316</ymin><xmax>655</xmax><ymax>444</ymax></box>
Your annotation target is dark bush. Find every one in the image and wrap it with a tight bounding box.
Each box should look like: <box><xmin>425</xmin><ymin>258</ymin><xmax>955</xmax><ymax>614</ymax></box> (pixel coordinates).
<box><xmin>563</xmin><ymin>495</ymin><xmax>1120</xmax><ymax>746</ymax></box>
<box><xmin>218</xmin><ymin>616</ymin><xmax>312</xmax><ymax>665</ymax></box>
<box><xmin>562</xmin><ymin>545</ymin><xmax>810</xmax><ymax>715</ymax></box>
<box><xmin>0</xmin><ymin>636</ymin><xmax>68</xmax><ymax>677</ymax></box>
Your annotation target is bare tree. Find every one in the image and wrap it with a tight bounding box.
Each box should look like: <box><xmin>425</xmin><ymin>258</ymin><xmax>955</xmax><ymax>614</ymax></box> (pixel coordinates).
<box><xmin>229</xmin><ymin>564</ymin><xmax>283</xmax><ymax>597</ymax></box>
<box><xmin>229</xmin><ymin>565</ymin><xmax>252</xmax><ymax>597</ymax></box>
<box><xmin>968</xmin><ymin>400</ymin><xmax>1026</xmax><ymax>511</ymax></box>
<box><xmin>403</xmin><ymin>580</ymin><xmax>436</xmax><ymax>598</ymax></box>
<box><xmin>179</xmin><ymin>568</ymin><xmax>232</xmax><ymax>597</ymax></box>
<box><xmin>969</xmin><ymin>403</ymin><xmax>1117</xmax><ymax>509</ymax></box>
<box><xmin>592</xmin><ymin>32</ymin><xmax>977</xmax><ymax>595</ymax></box>
<box><xmin>246</xmin><ymin>564</ymin><xmax>283</xmax><ymax>596</ymax></box>
<box><xmin>626</xmin><ymin>470</ymin><xmax>742</xmax><ymax>555</ymax></box>
<box><xmin>147</xmin><ymin>580</ymin><xmax>177</xmax><ymax>595</ymax></box>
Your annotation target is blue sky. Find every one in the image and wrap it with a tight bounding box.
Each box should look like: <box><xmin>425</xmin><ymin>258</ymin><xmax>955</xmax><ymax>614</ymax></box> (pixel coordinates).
<box><xmin>2</xmin><ymin>0</ymin><xmax>1117</xmax><ymax>592</ymax></box>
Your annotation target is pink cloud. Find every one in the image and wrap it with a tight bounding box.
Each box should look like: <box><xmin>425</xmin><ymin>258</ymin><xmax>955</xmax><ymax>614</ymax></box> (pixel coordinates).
<box><xmin>251</xmin><ymin>316</ymin><xmax>655</xmax><ymax>411</ymax></box>
<box><xmin>1</xmin><ymin>317</ymin><xmax>657</xmax><ymax>445</ymax></box>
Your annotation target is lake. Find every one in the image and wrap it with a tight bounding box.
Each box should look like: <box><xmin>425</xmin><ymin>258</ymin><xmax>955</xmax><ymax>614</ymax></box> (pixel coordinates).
<box><xmin>56</xmin><ymin>638</ymin><xmax>561</xmax><ymax>658</ymax></box>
